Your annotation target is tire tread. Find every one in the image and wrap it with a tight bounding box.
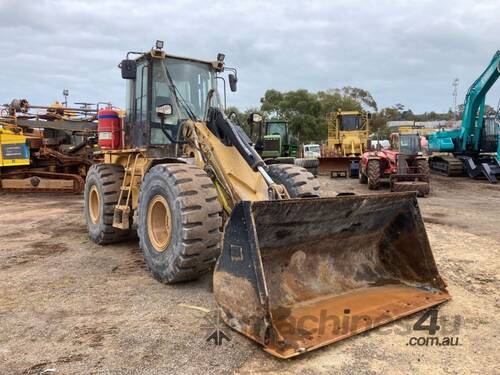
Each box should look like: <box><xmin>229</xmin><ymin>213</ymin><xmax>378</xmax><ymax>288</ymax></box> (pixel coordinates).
<box><xmin>138</xmin><ymin>164</ymin><xmax>222</xmax><ymax>284</ymax></box>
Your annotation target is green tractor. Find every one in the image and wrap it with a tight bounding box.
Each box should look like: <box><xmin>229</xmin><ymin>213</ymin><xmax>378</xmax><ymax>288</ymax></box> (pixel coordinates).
<box><xmin>248</xmin><ymin>113</ymin><xmax>319</xmax><ymax>174</ymax></box>
<box><xmin>261</xmin><ymin>119</ymin><xmax>298</xmax><ymax>159</ymax></box>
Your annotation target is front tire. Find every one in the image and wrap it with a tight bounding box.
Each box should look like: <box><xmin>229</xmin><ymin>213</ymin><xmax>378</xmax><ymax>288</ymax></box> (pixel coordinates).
<box><xmin>84</xmin><ymin>164</ymin><xmax>132</xmax><ymax>244</ymax></box>
<box><xmin>417</xmin><ymin>159</ymin><xmax>430</xmax><ymax>182</ymax></box>
<box><xmin>268</xmin><ymin>164</ymin><xmax>320</xmax><ymax>198</ymax></box>
<box><xmin>137</xmin><ymin>163</ymin><xmax>222</xmax><ymax>284</ymax></box>
<box><xmin>367</xmin><ymin>160</ymin><xmax>381</xmax><ymax>190</ymax></box>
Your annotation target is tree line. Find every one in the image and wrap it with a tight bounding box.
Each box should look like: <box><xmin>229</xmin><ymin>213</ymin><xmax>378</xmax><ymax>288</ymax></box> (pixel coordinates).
<box><xmin>227</xmin><ymin>87</ymin><xmax>496</xmax><ymax>143</ymax></box>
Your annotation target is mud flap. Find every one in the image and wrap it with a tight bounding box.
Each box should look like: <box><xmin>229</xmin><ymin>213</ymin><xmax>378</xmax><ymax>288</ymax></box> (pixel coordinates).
<box><xmin>213</xmin><ymin>192</ymin><xmax>450</xmax><ymax>358</ymax></box>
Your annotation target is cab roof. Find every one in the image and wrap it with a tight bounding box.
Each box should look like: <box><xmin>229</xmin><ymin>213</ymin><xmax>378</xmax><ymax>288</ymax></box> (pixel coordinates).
<box><xmin>133</xmin><ymin>49</ymin><xmax>216</xmax><ymax>68</ymax></box>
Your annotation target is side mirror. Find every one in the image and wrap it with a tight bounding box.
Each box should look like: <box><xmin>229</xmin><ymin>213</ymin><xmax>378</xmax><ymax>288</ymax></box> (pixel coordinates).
<box><xmin>228</xmin><ymin>73</ymin><xmax>237</xmax><ymax>92</ymax></box>
<box><xmin>121</xmin><ymin>59</ymin><xmax>137</xmax><ymax>79</ymax></box>
<box><xmin>251</xmin><ymin>113</ymin><xmax>262</xmax><ymax>123</ymax></box>
<box><xmin>156</xmin><ymin>104</ymin><xmax>173</xmax><ymax>117</ymax></box>
<box><xmin>247</xmin><ymin>112</ymin><xmax>262</xmax><ymax>124</ymax></box>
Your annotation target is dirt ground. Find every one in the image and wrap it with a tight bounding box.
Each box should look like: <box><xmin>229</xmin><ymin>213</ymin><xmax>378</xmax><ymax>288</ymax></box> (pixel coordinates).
<box><xmin>0</xmin><ymin>173</ymin><xmax>498</xmax><ymax>374</ymax></box>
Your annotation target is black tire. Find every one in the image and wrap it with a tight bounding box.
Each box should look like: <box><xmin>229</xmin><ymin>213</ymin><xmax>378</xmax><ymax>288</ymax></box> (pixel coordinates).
<box><xmin>392</xmin><ymin>181</ymin><xmax>430</xmax><ymax>197</ymax></box>
<box><xmin>265</xmin><ymin>157</ymin><xmax>295</xmax><ymax>165</ymax></box>
<box><xmin>359</xmin><ymin>168</ymin><xmax>368</xmax><ymax>184</ymax></box>
<box><xmin>268</xmin><ymin>164</ymin><xmax>320</xmax><ymax>198</ymax></box>
<box><xmin>294</xmin><ymin>157</ymin><xmax>320</xmax><ymax>168</ymax></box>
<box><xmin>137</xmin><ymin>163</ymin><xmax>222</xmax><ymax>284</ymax></box>
<box><xmin>367</xmin><ymin>160</ymin><xmax>381</xmax><ymax>190</ymax></box>
<box><xmin>417</xmin><ymin>159</ymin><xmax>430</xmax><ymax>182</ymax></box>
<box><xmin>84</xmin><ymin>164</ymin><xmax>132</xmax><ymax>244</ymax></box>
<box><xmin>306</xmin><ymin>166</ymin><xmax>319</xmax><ymax>177</ymax></box>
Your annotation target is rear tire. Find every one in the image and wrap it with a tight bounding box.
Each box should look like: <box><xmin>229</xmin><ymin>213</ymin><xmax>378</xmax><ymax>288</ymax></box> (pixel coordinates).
<box><xmin>417</xmin><ymin>159</ymin><xmax>430</xmax><ymax>182</ymax></box>
<box><xmin>137</xmin><ymin>163</ymin><xmax>222</xmax><ymax>284</ymax></box>
<box><xmin>268</xmin><ymin>164</ymin><xmax>320</xmax><ymax>198</ymax></box>
<box><xmin>84</xmin><ymin>164</ymin><xmax>132</xmax><ymax>244</ymax></box>
<box><xmin>367</xmin><ymin>160</ymin><xmax>381</xmax><ymax>190</ymax></box>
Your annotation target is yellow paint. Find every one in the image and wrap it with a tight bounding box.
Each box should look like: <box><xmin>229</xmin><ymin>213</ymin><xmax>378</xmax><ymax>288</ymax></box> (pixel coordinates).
<box><xmin>324</xmin><ymin>110</ymin><xmax>369</xmax><ymax>157</ymax></box>
<box><xmin>191</xmin><ymin>120</ymin><xmax>269</xmax><ymax>207</ymax></box>
<box><xmin>102</xmin><ymin>149</ymin><xmax>149</xmax><ymax>211</ymax></box>
<box><xmin>0</xmin><ymin>126</ymin><xmax>30</xmax><ymax>167</ymax></box>
<box><xmin>398</xmin><ymin>126</ymin><xmax>438</xmax><ymax>136</ymax></box>
<box><xmin>99</xmin><ymin>116</ymin><xmax>271</xmax><ymax>227</ymax></box>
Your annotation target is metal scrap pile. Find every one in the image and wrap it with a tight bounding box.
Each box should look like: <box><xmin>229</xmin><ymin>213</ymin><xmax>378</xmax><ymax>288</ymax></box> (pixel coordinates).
<box><xmin>0</xmin><ymin>99</ymin><xmax>101</xmax><ymax>193</ymax></box>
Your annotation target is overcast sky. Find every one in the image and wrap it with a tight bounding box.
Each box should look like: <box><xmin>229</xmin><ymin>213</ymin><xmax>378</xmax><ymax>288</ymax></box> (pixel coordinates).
<box><xmin>1</xmin><ymin>0</ymin><xmax>499</xmax><ymax>113</ymax></box>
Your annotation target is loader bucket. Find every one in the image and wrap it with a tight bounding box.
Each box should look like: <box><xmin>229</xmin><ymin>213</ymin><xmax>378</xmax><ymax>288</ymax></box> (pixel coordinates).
<box><xmin>213</xmin><ymin>192</ymin><xmax>450</xmax><ymax>358</ymax></box>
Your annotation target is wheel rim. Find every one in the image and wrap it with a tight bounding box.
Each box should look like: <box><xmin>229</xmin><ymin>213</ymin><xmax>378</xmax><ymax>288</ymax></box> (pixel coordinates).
<box><xmin>89</xmin><ymin>185</ymin><xmax>100</xmax><ymax>224</ymax></box>
<box><xmin>147</xmin><ymin>195</ymin><xmax>172</xmax><ymax>252</ymax></box>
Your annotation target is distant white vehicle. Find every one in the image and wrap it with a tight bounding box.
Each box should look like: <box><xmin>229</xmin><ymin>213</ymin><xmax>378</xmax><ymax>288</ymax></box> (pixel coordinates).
<box><xmin>371</xmin><ymin>140</ymin><xmax>390</xmax><ymax>150</ymax></box>
<box><xmin>303</xmin><ymin>143</ymin><xmax>321</xmax><ymax>158</ymax></box>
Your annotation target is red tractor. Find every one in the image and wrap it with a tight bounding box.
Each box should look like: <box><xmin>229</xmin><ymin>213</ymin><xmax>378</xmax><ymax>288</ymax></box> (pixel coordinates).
<box><xmin>359</xmin><ymin>133</ymin><xmax>430</xmax><ymax>196</ymax></box>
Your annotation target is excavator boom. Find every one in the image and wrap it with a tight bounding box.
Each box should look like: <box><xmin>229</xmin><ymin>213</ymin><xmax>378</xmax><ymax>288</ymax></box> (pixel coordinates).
<box><xmin>459</xmin><ymin>50</ymin><xmax>500</xmax><ymax>151</ymax></box>
<box><xmin>428</xmin><ymin>51</ymin><xmax>500</xmax><ymax>182</ymax></box>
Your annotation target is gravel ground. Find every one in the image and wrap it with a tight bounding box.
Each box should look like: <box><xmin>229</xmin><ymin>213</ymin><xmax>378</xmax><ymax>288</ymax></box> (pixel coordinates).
<box><xmin>0</xmin><ymin>173</ymin><xmax>498</xmax><ymax>374</ymax></box>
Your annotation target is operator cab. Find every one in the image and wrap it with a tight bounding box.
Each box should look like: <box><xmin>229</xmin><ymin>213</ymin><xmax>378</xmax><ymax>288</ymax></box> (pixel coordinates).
<box><xmin>265</xmin><ymin>120</ymin><xmax>288</xmax><ymax>138</ymax></box>
<box><xmin>339</xmin><ymin>114</ymin><xmax>362</xmax><ymax>131</ymax></box>
<box><xmin>391</xmin><ymin>133</ymin><xmax>422</xmax><ymax>155</ymax></box>
<box><xmin>120</xmin><ymin>41</ymin><xmax>237</xmax><ymax>151</ymax></box>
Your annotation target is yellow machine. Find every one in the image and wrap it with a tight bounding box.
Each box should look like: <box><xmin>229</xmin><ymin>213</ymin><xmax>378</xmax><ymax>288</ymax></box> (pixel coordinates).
<box><xmin>84</xmin><ymin>41</ymin><xmax>450</xmax><ymax>358</ymax></box>
<box><xmin>0</xmin><ymin>100</ymin><xmax>98</xmax><ymax>193</ymax></box>
<box><xmin>326</xmin><ymin>109</ymin><xmax>370</xmax><ymax>155</ymax></box>
<box><xmin>0</xmin><ymin>123</ymin><xmax>30</xmax><ymax>167</ymax></box>
<box><xmin>319</xmin><ymin>110</ymin><xmax>369</xmax><ymax>177</ymax></box>
<box><xmin>398</xmin><ymin>125</ymin><xmax>438</xmax><ymax>136</ymax></box>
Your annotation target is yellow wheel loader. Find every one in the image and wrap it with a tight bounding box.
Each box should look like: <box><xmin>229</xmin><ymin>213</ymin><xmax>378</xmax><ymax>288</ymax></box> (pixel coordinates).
<box><xmin>84</xmin><ymin>41</ymin><xmax>450</xmax><ymax>358</ymax></box>
<box><xmin>319</xmin><ymin>110</ymin><xmax>370</xmax><ymax>177</ymax></box>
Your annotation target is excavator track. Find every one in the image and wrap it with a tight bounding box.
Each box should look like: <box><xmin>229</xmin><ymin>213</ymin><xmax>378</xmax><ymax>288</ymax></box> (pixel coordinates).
<box><xmin>0</xmin><ymin>171</ymin><xmax>85</xmax><ymax>193</ymax></box>
<box><xmin>429</xmin><ymin>155</ymin><xmax>464</xmax><ymax>177</ymax></box>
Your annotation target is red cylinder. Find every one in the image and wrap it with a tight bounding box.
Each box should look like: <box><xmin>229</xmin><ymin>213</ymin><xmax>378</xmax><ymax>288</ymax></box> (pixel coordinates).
<box><xmin>97</xmin><ymin>109</ymin><xmax>122</xmax><ymax>150</ymax></box>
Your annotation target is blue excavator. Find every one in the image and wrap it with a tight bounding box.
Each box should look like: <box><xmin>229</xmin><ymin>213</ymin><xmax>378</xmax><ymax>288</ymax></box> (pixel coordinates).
<box><xmin>428</xmin><ymin>51</ymin><xmax>500</xmax><ymax>183</ymax></box>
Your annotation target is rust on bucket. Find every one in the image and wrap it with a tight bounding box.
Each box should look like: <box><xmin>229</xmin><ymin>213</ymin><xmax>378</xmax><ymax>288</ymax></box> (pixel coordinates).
<box><xmin>214</xmin><ymin>192</ymin><xmax>451</xmax><ymax>358</ymax></box>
